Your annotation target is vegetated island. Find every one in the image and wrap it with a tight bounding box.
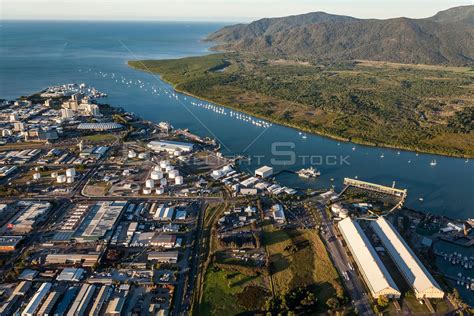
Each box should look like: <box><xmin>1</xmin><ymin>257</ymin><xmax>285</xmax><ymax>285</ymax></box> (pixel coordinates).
<box><xmin>129</xmin><ymin>53</ymin><xmax>473</xmax><ymax>157</ymax></box>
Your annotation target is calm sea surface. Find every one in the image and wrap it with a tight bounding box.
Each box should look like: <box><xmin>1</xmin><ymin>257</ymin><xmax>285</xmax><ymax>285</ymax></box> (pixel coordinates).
<box><xmin>0</xmin><ymin>21</ymin><xmax>473</xmax><ymax>219</ymax></box>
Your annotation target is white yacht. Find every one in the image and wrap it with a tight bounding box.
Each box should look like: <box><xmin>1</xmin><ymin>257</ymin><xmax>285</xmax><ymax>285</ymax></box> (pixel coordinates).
<box><xmin>297</xmin><ymin>167</ymin><xmax>320</xmax><ymax>178</ymax></box>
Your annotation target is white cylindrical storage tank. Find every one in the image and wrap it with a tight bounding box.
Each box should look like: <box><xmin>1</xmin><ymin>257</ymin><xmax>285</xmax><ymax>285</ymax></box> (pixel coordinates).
<box><xmin>160</xmin><ymin>161</ymin><xmax>169</xmax><ymax>169</ymax></box>
<box><xmin>154</xmin><ymin>165</ymin><xmax>161</xmax><ymax>171</ymax></box>
<box><xmin>33</xmin><ymin>173</ymin><xmax>41</xmax><ymax>180</ymax></box>
<box><xmin>160</xmin><ymin>178</ymin><xmax>167</xmax><ymax>187</ymax></box>
<box><xmin>138</xmin><ymin>152</ymin><xmax>146</xmax><ymax>159</ymax></box>
<box><xmin>143</xmin><ymin>187</ymin><xmax>152</xmax><ymax>195</ymax></box>
<box><xmin>165</xmin><ymin>165</ymin><xmax>174</xmax><ymax>173</ymax></box>
<box><xmin>168</xmin><ymin>172</ymin><xmax>177</xmax><ymax>179</ymax></box>
<box><xmin>150</xmin><ymin>171</ymin><xmax>163</xmax><ymax>180</ymax></box>
<box><xmin>156</xmin><ymin>187</ymin><xmax>164</xmax><ymax>195</ymax></box>
<box><xmin>67</xmin><ymin>176</ymin><xmax>74</xmax><ymax>183</ymax></box>
<box><xmin>175</xmin><ymin>176</ymin><xmax>183</xmax><ymax>185</ymax></box>
<box><xmin>66</xmin><ymin>168</ymin><xmax>76</xmax><ymax>177</ymax></box>
<box><xmin>128</xmin><ymin>150</ymin><xmax>137</xmax><ymax>158</ymax></box>
<box><xmin>51</xmin><ymin>172</ymin><xmax>58</xmax><ymax>178</ymax></box>
<box><xmin>57</xmin><ymin>175</ymin><xmax>66</xmax><ymax>183</ymax></box>
<box><xmin>145</xmin><ymin>179</ymin><xmax>155</xmax><ymax>188</ymax></box>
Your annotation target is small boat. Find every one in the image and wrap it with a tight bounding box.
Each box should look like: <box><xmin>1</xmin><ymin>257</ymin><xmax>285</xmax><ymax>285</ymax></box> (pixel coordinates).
<box><xmin>430</xmin><ymin>160</ymin><xmax>437</xmax><ymax>166</ymax></box>
<box><xmin>419</xmin><ymin>197</ymin><xmax>424</xmax><ymax>202</ymax></box>
<box><xmin>297</xmin><ymin>167</ymin><xmax>320</xmax><ymax>178</ymax></box>
<box><xmin>466</xmin><ymin>158</ymin><xmax>469</xmax><ymax>163</ymax></box>
<box><xmin>397</xmin><ymin>151</ymin><xmax>400</xmax><ymax>155</ymax></box>
<box><xmin>352</xmin><ymin>146</ymin><xmax>356</xmax><ymax>151</ymax></box>
<box><xmin>408</xmin><ymin>160</ymin><xmax>411</xmax><ymax>163</ymax></box>
<box><xmin>302</xmin><ymin>133</ymin><xmax>307</xmax><ymax>139</ymax></box>
<box><xmin>380</xmin><ymin>153</ymin><xmax>385</xmax><ymax>158</ymax></box>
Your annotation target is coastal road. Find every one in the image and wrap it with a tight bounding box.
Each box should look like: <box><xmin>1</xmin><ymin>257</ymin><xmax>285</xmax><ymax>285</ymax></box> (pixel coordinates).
<box><xmin>312</xmin><ymin>197</ymin><xmax>374</xmax><ymax>315</ymax></box>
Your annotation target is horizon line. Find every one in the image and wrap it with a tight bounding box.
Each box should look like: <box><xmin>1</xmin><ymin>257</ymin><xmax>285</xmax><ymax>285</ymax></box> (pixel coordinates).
<box><xmin>2</xmin><ymin>5</ymin><xmax>467</xmax><ymax>24</ymax></box>
<box><xmin>0</xmin><ymin>18</ymin><xmax>244</xmax><ymax>23</ymax></box>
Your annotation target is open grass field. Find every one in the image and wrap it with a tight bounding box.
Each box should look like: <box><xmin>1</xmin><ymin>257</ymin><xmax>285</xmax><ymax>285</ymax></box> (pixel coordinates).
<box><xmin>81</xmin><ymin>133</ymin><xmax>118</xmax><ymax>143</ymax></box>
<box><xmin>198</xmin><ymin>268</ymin><xmax>267</xmax><ymax>315</ymax></box>
<box><xmin>263</xmin><ymin>225</ymin><xmax>342</xmax><ymax>308</ymax></box>
<box><xmin>129</xmin><ymin>54</ymin><xmax>474</xmax><ymax>157</ymax></box>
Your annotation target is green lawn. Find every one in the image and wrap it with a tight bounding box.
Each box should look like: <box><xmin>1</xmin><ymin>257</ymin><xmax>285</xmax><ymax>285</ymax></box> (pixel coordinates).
<box><xmin>198</xmin><ymin>268</ymin><xmax>264</xmax><ymax>315</ymax></box>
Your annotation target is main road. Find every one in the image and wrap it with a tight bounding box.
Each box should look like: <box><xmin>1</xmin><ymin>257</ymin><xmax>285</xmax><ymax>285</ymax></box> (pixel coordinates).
<box><xmin>311</xmin><ymin>196</ymin><xmax>374</xmax><ymax>315</ymax></box>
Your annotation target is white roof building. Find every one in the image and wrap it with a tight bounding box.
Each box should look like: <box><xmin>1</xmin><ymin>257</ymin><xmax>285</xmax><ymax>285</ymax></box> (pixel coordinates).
<box><xmin>147</xmin><ymin>140</ymin><xmax>193</xmax><ymax>154</ymax></box>
<box><xmin>272</xmin><ymin>204</ymin><xmax>285</xmax><ymax>224</ymax></box>
<box><xmin>56</xmin><ymin>268</ymin><xmax>84</xmax><ymax>282</ymax></box>
<box><xmin>255</xmin><ymin>166</ymin><xmax>273</xmax><ymax>178</ymax></box>
<box><xmin>371</xmin><ymin>217</ymin><xmax>444</xmax><ymax>299</ymax></box>
<box><xmin>77</xmin><ymin>122</ymin><xmax>123</xmax><ymax>131</ymax></box>
<box><xmin>338</xmin><ymin>218</ymin><xmax>401</xmax><ymax>299</ymax></box>
<box><xmin>22</xmin><ymin>282</ymin><xmax>51</xmax><ymax>316</ymax></box>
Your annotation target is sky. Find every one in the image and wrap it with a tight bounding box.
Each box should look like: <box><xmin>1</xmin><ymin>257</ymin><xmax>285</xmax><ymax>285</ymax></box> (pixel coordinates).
<box><xmin>1</xmin><ymin>0</ymin><xmax>472</xmax><ymax>22</ymax></box>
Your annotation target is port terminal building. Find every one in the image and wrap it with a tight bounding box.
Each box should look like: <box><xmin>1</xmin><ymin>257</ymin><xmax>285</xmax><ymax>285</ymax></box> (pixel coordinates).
<box><xmin>371</xmin><ymin>217</ymin><xmax>444</xmax><ymax>299</ymax></box>
<box><xmin>338</xmin><ymin>218</ymin><xmax>401</xmax><ymax>299</ymax></box>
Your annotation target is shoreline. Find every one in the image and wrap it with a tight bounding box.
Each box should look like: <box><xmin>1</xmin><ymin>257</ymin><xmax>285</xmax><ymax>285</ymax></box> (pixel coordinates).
<box><xmin>129</xmin><ymin>64</ymin><xmax>473</xmax><ymax>159</ymax></box>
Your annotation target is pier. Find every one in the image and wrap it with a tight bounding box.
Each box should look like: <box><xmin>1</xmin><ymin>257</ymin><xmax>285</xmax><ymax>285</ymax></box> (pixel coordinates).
<box><xmin>340</xmin><ymin>177</ymin><xmax>407</xmax><ymax>212</ymax></box>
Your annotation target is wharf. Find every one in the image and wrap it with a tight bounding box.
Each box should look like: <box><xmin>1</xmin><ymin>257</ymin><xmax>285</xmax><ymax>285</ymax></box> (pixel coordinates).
<box><xmin>439</xmin><ymin>235</ymin><xmax>474</xmax><ymax>248</ymax></box>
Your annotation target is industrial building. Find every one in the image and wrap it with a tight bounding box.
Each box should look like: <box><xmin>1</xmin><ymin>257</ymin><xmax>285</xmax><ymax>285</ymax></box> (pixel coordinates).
<box><xmin>371</xmin><ymin>217</ymin><xmax>445</xmax><ymax>299</ymax></box>
<box><xmin>78</xmin><ymin>146</ymin><xmax>109</xmax><ymax>160</ymax></box>
<box><xmin>77</xmin><ymin>122</ymin><xmax>123</xmax><ymax>131</ymax></box>
<box><xmin>89</xmin><ymin>286</ymin><xmax>111</xmax><ymax>316</ymax></box>
<box><xmin>22</xmin><ymin>282</ymin><xmax>52</xmax><ymax>316</ymax></box>
<box><xmin>338</xmin><ymin>218</ymin><xmax>401</xmax><ymax>299</ymax></box>
<box><xmin>147</xmin><ymin>140</ymin><xmax>194</xmax><ymax>154</ymax></box>
<box><xmin>148</xmin><ymin>251</ymin><xmax>179</xmax><ymax>263</ymax></box>
<box><xmin>0</xmin><ymin>165</ymin><xmax>18</xmax><ymax>177</ymax></box>
<box><xmin>8</xmin><ymin>201</ymin><xmax>51</xmax><ymax>234</ymax></box>
<box><xmin>154</xmin><ymin>206</ymin><xmax>175</xmax><ymax>221</ymax></box>
<box><xmin>67</xmin><ymin>283</ymin><xmax>96</xmax><ymax>316</ymax></box>
<box><xmin>105</xmin><ymin>295</ymin><xmax>125</xmax><ymax>315</ymax></box>
<box><xmin>272</xmin><ymin>204</ymin><xmax>286</xmax><ymax>224</ymax></box>
<box><xmin>54</xmin><ymin>286</ymin><xmax>78</xmax><ymax>315</ymax></box>
<box><xmin>0</xmin><ymin>235</ymin><xmax>23</xmax><ymax>252</ymax></box>
<box><xmin>45</xmin><ymin>253</ymin><xmax>100</xmax><ymax>267</ymax></box>
<box><xmin>56</xmin><ymin>268</ymin><xmax>85</xmax><ymax>282</ymax></box>
<box><xmin>150</xmin><ymin>234</ymin><xmax>177</xmax><ymax>248</ymax></box>
<box><xmin>77</xmin><ymin>201</ymin><xmax>126</xmax><ymax>241</ymax></box>
<box><xmin>36</xmin><ymin>291</ymin><xmax>61</xmax><ymax>316</ymax></box>
<box><xmin>255</xmin><ymin>166</ymin><xmax>273</xmax><ymax>178</ymax></box>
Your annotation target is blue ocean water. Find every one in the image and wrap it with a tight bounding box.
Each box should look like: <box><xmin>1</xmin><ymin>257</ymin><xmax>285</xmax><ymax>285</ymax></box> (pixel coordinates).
<box><xmin>0</xmin><ymin>21</ymin><xmax>473</xmax><ymax>219</ymax></box>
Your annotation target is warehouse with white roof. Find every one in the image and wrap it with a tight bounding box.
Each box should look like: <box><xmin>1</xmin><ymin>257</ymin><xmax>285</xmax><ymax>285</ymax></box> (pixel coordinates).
<box><xmin>338</xmin><ymin>218</ymin><xmax>401</xmax><ymax>299</ymax></box>
<box><xmin>371</xmin><ymin>217</ymin><xmax>444</xmax><ymax>299</ymax></box>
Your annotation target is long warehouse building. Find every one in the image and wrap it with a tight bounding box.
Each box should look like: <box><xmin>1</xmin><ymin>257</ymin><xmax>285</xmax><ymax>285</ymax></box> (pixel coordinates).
<box><xmin>22</xmin><ymin>282</ymin><xmax>52</xmax><ymax>316</ymax></box>
<box><xmin>338</xmin><ymin>218</ymin><xmax>401</xmax><ymax>299</ymax></box>
<box><xmin>371</xmin><ymin>217</ymin><xmax>444</xmax><ymax>299</ymax></box>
